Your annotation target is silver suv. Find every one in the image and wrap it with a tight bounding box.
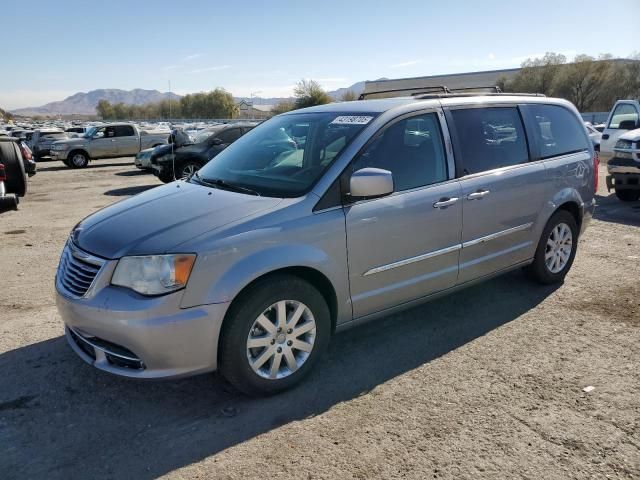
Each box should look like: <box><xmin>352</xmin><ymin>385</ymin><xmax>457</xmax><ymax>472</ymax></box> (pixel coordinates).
<box><xmin>56</xmin><ymin>93</ymin><xmax>597</xmax><ymax>395</ymax></box>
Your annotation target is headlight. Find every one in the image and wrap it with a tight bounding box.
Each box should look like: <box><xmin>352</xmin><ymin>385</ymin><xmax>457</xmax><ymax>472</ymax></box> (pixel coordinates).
<box><xmin>53</xmin><ymin>144</ymin><xmax>68</xmax><ymax>150</ymax></box>
<box><xmin>111</xmin><ymin>254</ymin><xmax>196</xmax><ymax>296</ymax></box>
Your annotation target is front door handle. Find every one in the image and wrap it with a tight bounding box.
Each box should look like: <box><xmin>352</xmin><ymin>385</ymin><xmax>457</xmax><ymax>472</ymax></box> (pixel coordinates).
<box><xmin>467</xmin><ymin>189</ymin><xmax>490</xmax><ymax>200</ymax></box>
<box><xmin>433</xmin><ymin>197</ymin><xmax>459</xmax><ymax>208</ymax></box>
<box><xmin>602</xmin><ymin>134</ymin><xmax>610</xmax><ymax>140</ymax></box>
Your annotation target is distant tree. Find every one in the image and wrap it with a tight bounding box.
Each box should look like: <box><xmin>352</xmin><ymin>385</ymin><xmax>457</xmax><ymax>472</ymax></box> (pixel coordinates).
<box><xmin>271</xmin><ymin>100</ymin><xmax>296</xmax><ymax>115</ymax></box>
<box><xmin>552</xmin><ymin>54</ymin><xmax>613</xmax><ymax>111</ymax></box>
<box><xmin>506</xmin><ymin>52</ymin><xmax>567</xmax><ymax>95</ymax></box>
<box><xmin>340</xmin><ymin>90</ymin><xmax>357</xmax><ymax>102</ymax></box>
<box><xmin>294</xmin><ymin>79</ymin><xmax>331</xmax><ymax>109</ymax></box>
<box><xmin>96</xmin><ymin>99</ymin><xmax>114</xmax><ymax>119</ymax></box>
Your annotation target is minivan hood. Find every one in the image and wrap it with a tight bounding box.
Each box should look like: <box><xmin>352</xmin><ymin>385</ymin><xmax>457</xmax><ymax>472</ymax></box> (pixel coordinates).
<box><xmin>74</xmin><ymin>181</ymin><xmax>282</xmax><ymax>259</ymax></box>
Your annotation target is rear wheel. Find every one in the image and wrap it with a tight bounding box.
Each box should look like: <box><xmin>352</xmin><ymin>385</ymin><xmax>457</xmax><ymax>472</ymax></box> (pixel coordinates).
<box><xmin>525</xmin><ymin>210</ymin><xmax>578</xmax><ymax>284</ymax></box>
<box><xmin>614</xmin><ymin>188</ymin><xmax>640</xmax><ymax>202</ymax></box>
<box><xmin>0</xmin><ymin>141</ymin><xmax>27</xmax><ymax>197</ymax></box>
<box><xmin>219</xmin><ymin>274</ymin><xmax>331</xmax><ymax>396</ymax></box>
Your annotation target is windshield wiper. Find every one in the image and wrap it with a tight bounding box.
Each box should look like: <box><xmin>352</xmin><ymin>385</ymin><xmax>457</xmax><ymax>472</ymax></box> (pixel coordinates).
<box><xmin>193</xmin><ymin>172</ymin><xmax>260</xmax><ymax>196</ymax></box>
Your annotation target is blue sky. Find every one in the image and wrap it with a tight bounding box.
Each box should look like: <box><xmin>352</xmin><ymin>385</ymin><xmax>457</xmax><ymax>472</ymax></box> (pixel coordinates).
<box><xmin>3</xmin><ymin>0</ymin><xmax>638</xmax><ymax>109</ymax></box>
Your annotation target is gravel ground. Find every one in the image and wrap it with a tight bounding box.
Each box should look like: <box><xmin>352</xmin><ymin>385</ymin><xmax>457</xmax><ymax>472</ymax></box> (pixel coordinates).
<box><xmin>0</xmin><ymin>159</ymin><xmax>638</xmax><ymax>480</ymax></box>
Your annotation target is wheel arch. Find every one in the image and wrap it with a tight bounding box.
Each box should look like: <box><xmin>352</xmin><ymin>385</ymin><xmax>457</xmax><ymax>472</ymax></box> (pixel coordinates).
<box><xmin>220</xmin><ymin>266</ymin><xmax>339</xmax><ymax>335</ymax></box>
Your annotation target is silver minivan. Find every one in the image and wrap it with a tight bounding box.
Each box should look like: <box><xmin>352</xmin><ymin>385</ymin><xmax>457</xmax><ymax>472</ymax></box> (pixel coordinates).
<box><xmin>56</xmin><ymin>94</ymin><xmax>597</xmax><ymax>395</ymax></box>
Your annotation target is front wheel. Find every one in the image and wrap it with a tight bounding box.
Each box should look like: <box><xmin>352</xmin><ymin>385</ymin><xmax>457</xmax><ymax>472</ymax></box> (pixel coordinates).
<box><xmin>615</xmin><ymin>188</ymin><xmax>640</xmax><ymax>202</ymax></box>
<box><xmin>68</xmin><ymin>151</ymin><xmax>89</xmax><ymax>168</ymax></box>
<box><xmin>219</xmin><ymin>274</ymin><xmax>331</xmax><ymax>396</ymax></box>
<box><xmin>179</xmin><ymin>161</ymin><xmax>200</xmax><ymax>180</ymax></box>
<box><xmin>525</xmin><ymin>210</ymin><xmax>578</xmax><ymax>284</ymax></box>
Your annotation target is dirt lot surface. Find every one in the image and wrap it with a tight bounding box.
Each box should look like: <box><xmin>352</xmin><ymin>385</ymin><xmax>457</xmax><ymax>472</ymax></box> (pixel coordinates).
<box><xmin>0</xmin><ymin>159</ymin><xmax>638</xmax><ymax>479</ymax></box>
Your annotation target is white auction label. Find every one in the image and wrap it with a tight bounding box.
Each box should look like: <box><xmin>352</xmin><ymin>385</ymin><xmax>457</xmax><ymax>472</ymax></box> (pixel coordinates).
<box><xmin>331</xmin><ymin>116</ymin><xmax>373</xmax><ymax>125</ymax></box>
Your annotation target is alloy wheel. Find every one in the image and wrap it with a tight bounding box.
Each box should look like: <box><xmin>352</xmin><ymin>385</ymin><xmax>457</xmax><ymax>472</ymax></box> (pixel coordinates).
<box><xmin>246</xmin><ymin>300</ymin><xmax>316</xmax><ymax>380</ymax></box>
<box><xmin>545</xmin><ymin>222</ymin><xmax>573</xmax><ymax>273</ymax></box>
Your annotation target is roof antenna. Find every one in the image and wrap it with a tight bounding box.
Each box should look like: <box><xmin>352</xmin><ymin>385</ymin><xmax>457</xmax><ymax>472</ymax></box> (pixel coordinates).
<box><xmin>168</xmin><ymin>79</ymin><xmax>176</xmax><ymax>182</ymax></box>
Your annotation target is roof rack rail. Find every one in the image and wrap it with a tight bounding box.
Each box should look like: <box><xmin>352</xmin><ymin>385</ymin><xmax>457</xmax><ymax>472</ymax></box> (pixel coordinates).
<box><xmin>358</xmin><ymin>85</ymin><xmax>451</xmax><ymax>100</ymax></box>
<box><xmin>359</xmin><ymin>84</ymin><xmax>546</xmax><ymax>100</ymax></box>
<box><xmin>415</xmin><ymin>92</ymin><xmax>546</xmax><ymax>99</ymax></box>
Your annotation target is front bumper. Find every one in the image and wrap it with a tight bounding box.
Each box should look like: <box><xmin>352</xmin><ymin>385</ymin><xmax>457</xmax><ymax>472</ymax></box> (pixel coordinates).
<box><xmin>56</xmin><ymin>269</ymin><xmax>229</xmax><ymax>379</ymax></box>
<box><xmin>49</xmin><ymin>150</ymin><xmax>67</xmax><ymax>160</ymax></box>
<box><xmin>606</xmin><ymin>156</ymin><xmax>640</xmax><ymax>191</ymax></box>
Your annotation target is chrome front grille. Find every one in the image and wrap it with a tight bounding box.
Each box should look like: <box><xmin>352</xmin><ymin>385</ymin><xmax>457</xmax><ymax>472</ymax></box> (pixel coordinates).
<box><xmin>57</xmin><ymin>242</ymin><xmax>105</xmax><ymax>298</ymax></box>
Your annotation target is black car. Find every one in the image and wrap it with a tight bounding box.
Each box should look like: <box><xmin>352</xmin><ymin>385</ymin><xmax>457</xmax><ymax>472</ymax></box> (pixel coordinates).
<box><xmin>152</xmin><ymin>123</ymin><xmax>258</xmax><ymax>183</ymax></box>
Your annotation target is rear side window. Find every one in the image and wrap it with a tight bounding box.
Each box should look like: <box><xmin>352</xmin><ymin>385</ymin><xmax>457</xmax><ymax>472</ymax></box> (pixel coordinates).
<box><xmin>528</xmin><ymin>104</ymin><xmax>589</xmax><ymax>159</ymax></box>
<box><xmin>352</xmin><ymin>112</ymin><xmax>448</xmax><ymax>191</ymax></box>
<box><xmin>451</xmin><ymin>107</ymin><xmax>529</xmax><ymax>175</ymax></box>
<box><xmin>217</xmin><ymin>128</ymin><xmax>242</xmax><ymax>143</ymax></box>
<box><xmin>114</xmin><ymin>125</ymin><xmax>135</xmax><ymax>137</ymax></box>
<box><xmin>608</xmin><ymin>103</ymin><xmax>639</xmax><ymax>129</ymax></box>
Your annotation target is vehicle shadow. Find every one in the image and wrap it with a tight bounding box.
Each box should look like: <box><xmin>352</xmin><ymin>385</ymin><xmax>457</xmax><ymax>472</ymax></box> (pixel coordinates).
<box><xmin>114</xmin><ymin>170</ymin><xmax>151</xmax><ymax>177</ymax></box>
<box><xmin>0</xmin><ymin>271</ymin><xmax>559</xmax><ymax>479</ymax></box>
<box><xmin>104</xmin><ymin>185</ymin><xmax>158</xmax><ymax>196</ymax></box>
<box><xmin>37</xmin><ymin>161</ymin><xmax>133</xmax><ymax>172</ymax></box>
<box><xmin>594</xmin><ymin>192</ymin><xmax>640</xmax><ymax>227</ymax></box>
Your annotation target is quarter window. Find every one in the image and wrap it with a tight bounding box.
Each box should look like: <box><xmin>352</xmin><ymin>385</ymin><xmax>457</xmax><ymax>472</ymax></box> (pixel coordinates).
<box><xmin>528</xmin><ymin>104</ymin><xmax>590</xmax><ymax>159</ymax></box>
<box><xmin>450</xmin><ymin>107</ymin><xmax>529</xmax><ymax>175</ymax></box>
<box><xmin>352</xmin><ymin>113</ymin><xmax>448</xmax><ymax>192</ymax></box>
<box><xmin>608</xmin><ymin>103</ymin><xmax>639</xmax><ymax>129</ymax></box>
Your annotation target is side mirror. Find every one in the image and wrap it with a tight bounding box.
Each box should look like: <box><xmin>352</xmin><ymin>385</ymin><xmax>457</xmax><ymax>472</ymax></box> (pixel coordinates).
<box><xmin>618</xmin><ymin>120</ymin><xmax>638</xmax><ymax>130</ymax></box>
<box><xmin>349</xmin><ymin>168</ymin><xmax>394</xmax><ymax>199</ymax></box>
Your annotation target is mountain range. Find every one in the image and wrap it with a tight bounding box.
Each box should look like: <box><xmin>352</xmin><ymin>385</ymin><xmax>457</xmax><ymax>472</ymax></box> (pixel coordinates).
<box><xmin>10</xmin><ymin>81</ymin><xmax>372</xmax><ymax>116</ymax></box>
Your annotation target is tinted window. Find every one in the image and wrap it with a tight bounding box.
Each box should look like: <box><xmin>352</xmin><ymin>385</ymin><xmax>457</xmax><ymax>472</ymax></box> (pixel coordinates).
<box><xmin>114</xmin><ymin>125</ymin><xmax>135</xmax><ymax>137</ymax></box>
<box><xmin>217</xmin><ymin>128</ymin><xmax>242</xmax><ymax>143</ymax></box>
<box><xmin>451</xmin><ymin>107</ymin><xmax>529</xmax><ymax>175</ymax></box>
<box><xmin>529</xmin><ymin>104</ymin><xmax>590</xmax><ymax>158</ymax></box>
<box><xmin>352</xmin><ymin>113</ymin><xmax>447</xmax><ymax>191</ymax></box>
<box><xmin>608</xmin><ymin>103</ymin><xmax>639</xmax><ymax>129</ymax></box>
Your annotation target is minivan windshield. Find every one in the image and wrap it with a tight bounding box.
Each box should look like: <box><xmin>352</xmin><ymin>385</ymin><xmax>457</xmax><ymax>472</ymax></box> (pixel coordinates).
<box><xmin>193</xmin><ymin>112</ymin><xmax>377</xmax><ymax>197</ymax></box>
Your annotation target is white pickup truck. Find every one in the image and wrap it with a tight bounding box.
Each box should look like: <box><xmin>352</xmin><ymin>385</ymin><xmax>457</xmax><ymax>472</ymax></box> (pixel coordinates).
<box><xmin>50</xmin><ymin>123</ymin><xmax>168</xmax><ymax>168</ymax></box>
<box><xmin>600</xmin><ymin>100</ymin><xmax>640</xmax><ymax>201</ymax></box>
<box><xmin>599</xmin><ymin>100</ymin><xmax>640</xmax><ymax>163</ymax></box>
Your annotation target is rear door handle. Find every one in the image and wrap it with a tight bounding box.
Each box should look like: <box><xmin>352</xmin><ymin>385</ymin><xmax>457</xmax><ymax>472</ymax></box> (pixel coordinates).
<box><xmin>602</xmin><ymin>134</ymin><xmax>609</xmax><ymax>140</ymax></box>
<box><xmin>433</xmin><ymin>197</ymin><xmax>459</xmax><ymax>208</ymax></box>
<box><xmin>467</xmin><ymin>189</ymin><xmax>490</xmax><ymax>200</ymax></box>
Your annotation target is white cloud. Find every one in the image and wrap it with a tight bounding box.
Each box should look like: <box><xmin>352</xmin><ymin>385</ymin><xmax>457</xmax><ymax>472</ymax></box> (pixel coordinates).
<box><xmin>390</xmin><ymin>59</ymin><xmax>421</xmax><ymax>68</ymax></box>
<box><xmin>183</xmin><ymin>53</ymin><xmax>203</xmax><ymax>61</ymax></box>
<box><xmin>162</xmin><ymin>65</ymin><xmax>179</xmax><ymax>71</ymax></box>
<box><xmin>488</xmin><ymin>53</ymin><xmax>496</xmax><ymax>60</ymax></box>
<box><xmin>190</xmin><ymin>65</ymin><xmax>230</xmax><ymax>73</ymax></box>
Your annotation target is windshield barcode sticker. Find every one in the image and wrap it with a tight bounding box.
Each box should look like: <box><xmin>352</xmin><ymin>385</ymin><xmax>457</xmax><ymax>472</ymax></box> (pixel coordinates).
<box><xmin>331</xmin><ymin>116</ymin><xmax>373</xmax><ymax>125</ymax></box>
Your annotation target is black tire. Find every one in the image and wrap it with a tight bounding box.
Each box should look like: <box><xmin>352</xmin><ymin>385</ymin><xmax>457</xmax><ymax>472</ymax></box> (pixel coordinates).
<box><xmin>0</xmin><ymin>141</ymin><xmax>27</xmax><ymax>197</ymax></box>
<box><xmin>614</xmin><ymin>189</ymin><xmax>640</xmax><ymax>202</ymax></box>
<box><xmin>68</xmin><ymin>150</ymin><xmax>89</xmax><ymax>168</ymax></box>
<box><xmin>158</xmin><ymin>170</ymin><xmax>174</xmax><ymax>183</ymax></box>
<box><xmin>62</xmin><ymin>159</ymin><xmax>71</xmax><ymax>167</ymax></box>
<box><xmin>219</xmin><ymin>274</ymin><xmax>331</xmax><ymax>396</ymax></box>
<box><xmin>524</xmin><ymin>210</ymin><xmax>578</xmax><ymax>285</ymax></box>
